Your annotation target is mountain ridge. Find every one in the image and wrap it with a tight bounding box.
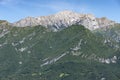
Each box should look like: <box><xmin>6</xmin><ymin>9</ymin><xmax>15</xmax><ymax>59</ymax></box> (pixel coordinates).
<box><xmin>10</xmin><ymin>10</ymin><xmax>116</xmax><ymax>31</ymax></box>
<box><xmin>0</xmin><ymin>13</ymin><xmax>120</xmax><ymax>80</ymax></box>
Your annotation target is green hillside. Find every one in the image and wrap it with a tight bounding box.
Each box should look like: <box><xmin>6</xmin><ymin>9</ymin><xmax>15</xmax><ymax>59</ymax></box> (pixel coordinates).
<box><xmin>0</xmin><ymin>25</ymin><xmax>120</xmax><ymax>80</ymax></box>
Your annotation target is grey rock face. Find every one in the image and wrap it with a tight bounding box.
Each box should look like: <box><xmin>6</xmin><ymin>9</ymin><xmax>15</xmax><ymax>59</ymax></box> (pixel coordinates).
<box><xmin>96</xmin><ymin>17</ymin><xmax>115</xmax><ymax>28</ymax></box>
<box><xmin>12</xmin><ymin>10</ymin><xmax>115</xmax><ymax>31</ymax></box>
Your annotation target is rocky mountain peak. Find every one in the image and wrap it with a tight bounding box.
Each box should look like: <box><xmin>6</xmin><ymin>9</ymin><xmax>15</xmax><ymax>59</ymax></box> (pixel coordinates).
<box><xmin>96</xmin><ymin>17</ymin><xmax>115</xmax><ymax>28</ymax></box>
<box><xmin>0</xmin><ymin>20</ymin><xmax>9</xmax><ymax>24</ymax></box>
<box><xmin>12</xmin><ymin>10</ymin><xmax>116</xmax><ymax>31</ymax></box>
<box><xmin>0</xmin><ymin>20</ymin><xmax>10</xmax><ymax>29</ymax></box>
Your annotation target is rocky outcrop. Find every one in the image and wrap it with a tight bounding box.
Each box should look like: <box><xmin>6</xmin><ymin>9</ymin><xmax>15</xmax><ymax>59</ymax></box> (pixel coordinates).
<box><xmin>12</xmin><ymin>10</ymin><xmax>116</xmax><ymax>31</ymax></box>
<box><xmin>96</xmin><ymin>17</ymin><xmax>115</xmax><ymax>28</ymax></box>
<box><xmin>0</xmin><ymin>20</ymin><xmax>10</xmax><ymax>29</ymax></box>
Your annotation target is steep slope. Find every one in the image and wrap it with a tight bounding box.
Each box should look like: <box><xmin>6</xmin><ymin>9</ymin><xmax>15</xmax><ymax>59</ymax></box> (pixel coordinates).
<box><xmin>94</xmin><ymin>24</ymin><xmax>120</xmax><ymax>49</ymax></box>
<box><xmin>0</xmin><ymin>25</ymin><xmax>120</xmax><ymax>80</ymax></box>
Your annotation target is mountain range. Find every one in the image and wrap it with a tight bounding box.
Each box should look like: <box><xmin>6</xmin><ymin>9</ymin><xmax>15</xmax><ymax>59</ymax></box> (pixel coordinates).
<box><xmin>0</xmin><ymin>11</ymin><xmax>120</xmax><ymax>80</ymax></box>
<box><xmin>1</xmin><ymin>10</ymin><xmax>115</xmax><ymax>31</ymax></box>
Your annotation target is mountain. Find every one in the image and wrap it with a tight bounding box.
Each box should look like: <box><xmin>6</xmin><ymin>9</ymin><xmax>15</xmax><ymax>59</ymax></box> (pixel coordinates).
<box><xmin>94</xmin><ymin>23</ymin><xmax>120</xmax><ymax>49</ymax></box>
<box><xmin>0</xmin><ymin>11</ymin><xmax>120</xmax><ymax>80</ymax></box>
<box><xmin>12</xmin><ymin>10</ymin><xmax>116</xmax><ymax>31</ymax></box>
<box><xmin>0</xmin><ymin>20</ymin><xmax>10</xmax><ymax>29</ymax></box>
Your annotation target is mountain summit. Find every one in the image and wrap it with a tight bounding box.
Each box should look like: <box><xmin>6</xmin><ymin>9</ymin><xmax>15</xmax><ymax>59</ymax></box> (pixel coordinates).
<box><xmin>12</xmin><ymin>10</ymin><xmax>115</xmax><ymax>31</ymax></box>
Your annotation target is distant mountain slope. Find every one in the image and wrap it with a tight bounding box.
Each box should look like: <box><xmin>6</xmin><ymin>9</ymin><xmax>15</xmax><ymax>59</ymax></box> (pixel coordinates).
<box><xmin>12</xmin><ymin>10</ymin><xmax>115</xmax><ymax>31</ymax></box>
<box><xmin>0</xmin><ymin>25</ymin><xmax>120</xmax><ymax>80</ymax></box>
<box><xmin>94</xmin><ymin>24</ymin><xmax>120</xmax><ymax>49</ymax></box>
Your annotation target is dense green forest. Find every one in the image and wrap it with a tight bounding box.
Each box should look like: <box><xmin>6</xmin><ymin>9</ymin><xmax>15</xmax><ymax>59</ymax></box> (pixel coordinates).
<box><xmin>0</xmin><ymin>25</ymin><xmax>120</xmax><ymax>80</ymax></box>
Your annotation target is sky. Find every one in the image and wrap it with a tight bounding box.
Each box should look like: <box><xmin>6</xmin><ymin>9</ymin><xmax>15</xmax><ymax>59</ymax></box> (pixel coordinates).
<box><xmin>0</xmin><ymin>0</ymin><xmax>120</xmax><ymax>23</ymax></box>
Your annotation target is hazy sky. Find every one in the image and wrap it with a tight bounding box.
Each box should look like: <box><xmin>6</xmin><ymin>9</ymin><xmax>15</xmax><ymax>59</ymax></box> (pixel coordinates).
<box><xmin>0</xmin><ymin>0</ymin><xmax>120</xmax><ymax>23</ymax></box>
